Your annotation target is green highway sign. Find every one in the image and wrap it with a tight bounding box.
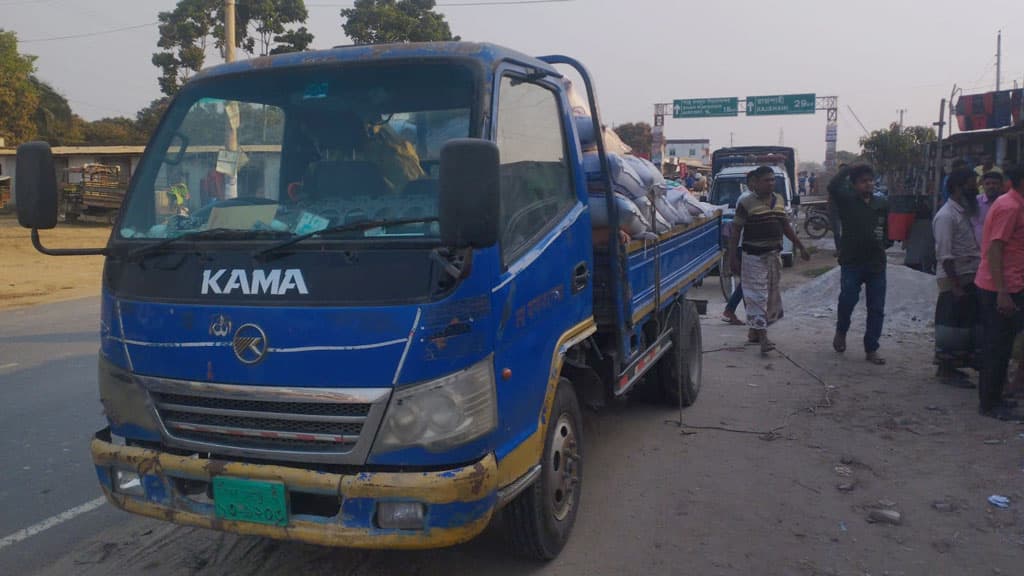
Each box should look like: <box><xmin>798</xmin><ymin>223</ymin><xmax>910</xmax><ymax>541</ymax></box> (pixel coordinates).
<box><xmin>673</xmin><ymin>98</ymin><xmax>739</xmax><ymax>118</ymax></box>
<box><xmin>746</xmin><ymin>93</ymin><xmax>817</xmax><ymax>116</ymax></box>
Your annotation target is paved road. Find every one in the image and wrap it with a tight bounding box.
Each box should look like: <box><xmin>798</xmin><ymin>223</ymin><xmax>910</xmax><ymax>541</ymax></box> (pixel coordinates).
<box><xmin>0</xmin><ymin>297</ymin><xmax>123</xmax><ymax>575</ymax></box>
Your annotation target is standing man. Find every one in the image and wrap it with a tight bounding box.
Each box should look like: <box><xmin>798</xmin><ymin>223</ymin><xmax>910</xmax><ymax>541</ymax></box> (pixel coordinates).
<box><xmin>932</xmin><ymin>168</ymin><xmax>982</xmax><ymax>383</ymax></box>
<box><xmin>974</xmin><ymin>166</ymin><xmax>1024</xmax><ymax>421</ymax></box>
<box><xmin>828</xmin><ymin>164</ymin><xmax>889</xmax><ymax>364</ymax></box>
<box><xmin>729</xmin><ymin>166</ymin><xmax>810</xmax><ymax>355</ymax></box>
<box><xmin>973</xmin><ymin>171</ymin><xmax>1005</xmax><ymax>246</ymax></box>
<box><xmin>973</xmin><ymin>154</ymin><xmax>1002</xmax><ymax>193</ymax></box>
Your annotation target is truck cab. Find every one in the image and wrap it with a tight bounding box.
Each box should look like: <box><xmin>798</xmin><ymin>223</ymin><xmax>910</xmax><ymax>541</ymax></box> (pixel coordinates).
<box><xmin>13</xmin><ymin>42</ymin><xmax>720</xmax><ymax>560</ymax></box>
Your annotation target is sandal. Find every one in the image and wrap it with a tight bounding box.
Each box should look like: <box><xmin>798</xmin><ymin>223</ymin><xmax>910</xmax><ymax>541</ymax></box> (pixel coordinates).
<box><xmin>833</xmin><ymin>332</ymin><xmax>847</xmax><ymax>353</ymax></box>
<box><xmin>865</xmin><ymin>352</ymin><xmax>886</xmax><ymax>365</ymax></box>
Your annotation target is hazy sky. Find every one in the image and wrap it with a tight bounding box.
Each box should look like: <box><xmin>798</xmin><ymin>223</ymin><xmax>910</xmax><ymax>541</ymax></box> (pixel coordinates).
<box><xmin>6</xmin><ymin>0</ymin><xmax>1021</xmax><ymax>162</ymax></box>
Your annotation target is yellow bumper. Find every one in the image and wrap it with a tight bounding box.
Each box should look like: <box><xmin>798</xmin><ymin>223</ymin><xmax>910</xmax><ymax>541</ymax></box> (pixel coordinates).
<box><xmin>91</xmin><ymin>430</ymin><xmax>499</xmax><ymax>549</ymax></box>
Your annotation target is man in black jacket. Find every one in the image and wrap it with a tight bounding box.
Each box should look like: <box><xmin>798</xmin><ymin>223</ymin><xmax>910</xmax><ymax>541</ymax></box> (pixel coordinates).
<box><xmin>828</xmin><ymin>164</ymin><xmax>889</xmax><ymax>365</ymax></box>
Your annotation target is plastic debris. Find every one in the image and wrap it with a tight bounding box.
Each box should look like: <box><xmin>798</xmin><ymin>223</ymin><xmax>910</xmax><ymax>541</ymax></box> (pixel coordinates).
<box><xmin>867</xmin><ymin>509</ymin><xmax>902</xmax><ymax>525</ymax></box>
<box><xmin>836</xmin><ymin>482</ymin><xmax>856</xmax><ymax>492</ymax></box>
<box><xmin>983</xmin><ymin>439</ymin><xmax>1003</xmax><ymax>445</ymax></box>
<box><xmin>839</xmin><ymin>521</ymin><xmax>847</xmax><ymax>532</ymax></box>
<box><xmin>988</xmin><ymin>495</ymin><xmax>1011</xmax><ymax>508</ymax></box>
<box><xmin>833</xmin><ymin>465</ymin><xmax>853</xmax><ymax>477</ymax></box>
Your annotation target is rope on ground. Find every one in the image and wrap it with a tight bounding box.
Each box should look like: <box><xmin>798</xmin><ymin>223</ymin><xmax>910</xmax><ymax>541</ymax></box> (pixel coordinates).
<box><xmin>665</xmin><ymin>419</ymin><xmax>787</xmax><ymax>441</ymax></box>
<box><xmin>774</xmin><ymin>345</ymin><xmax>833</xmax><ymax>407</ymax></box>
<box><xmin>702</xmin><ymin>346</ymin><xmax>748</xmax><ymax>354</ymax></box>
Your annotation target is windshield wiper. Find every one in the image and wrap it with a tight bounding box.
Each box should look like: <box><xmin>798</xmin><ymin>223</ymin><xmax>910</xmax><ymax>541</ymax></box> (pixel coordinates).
<box><xmin>124</xmin><ymin>228</ymin><xmax>285</xmax><ymax>262</ymax></box>
<box><xmin>254</xmin><ymin>216</ymin><xmax>440</xmax><ymax>261</ymax></box>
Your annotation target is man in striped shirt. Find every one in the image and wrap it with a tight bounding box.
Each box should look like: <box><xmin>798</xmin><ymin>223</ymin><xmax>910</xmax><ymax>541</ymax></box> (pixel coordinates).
<box><xmin>729</xmin><ymin>166</ymin><xmax>809</xmax><ymax>355</ymax></box>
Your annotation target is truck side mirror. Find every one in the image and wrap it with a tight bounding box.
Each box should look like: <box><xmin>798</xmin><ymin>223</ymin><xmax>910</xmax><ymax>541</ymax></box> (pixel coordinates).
<box><xmin>792</xmin><ymin>194</ymin><xmax>801</xmax><ymax>207</ymax></box>
<box><xmin>439</xmin><ymin>139</ymin><xmax>500</xmax><ymax>249</ymax></box>
<box><xmin>16</xmin><ymin>141</ymin><xmax>59</xmax><ymax>230</ymax></box>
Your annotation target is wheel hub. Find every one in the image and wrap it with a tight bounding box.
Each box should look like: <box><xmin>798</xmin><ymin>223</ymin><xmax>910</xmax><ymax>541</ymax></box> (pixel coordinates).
<box><xmin>548</xmin><ymin>413</ymin><xmax>579</xmax><ymax>521</ymax></box>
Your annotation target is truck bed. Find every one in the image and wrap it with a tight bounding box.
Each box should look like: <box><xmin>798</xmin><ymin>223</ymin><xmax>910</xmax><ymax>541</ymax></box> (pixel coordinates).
<box><xmin>593</xmin><ymin>214</ymin><xmax>722</xmax><ymax>329</ymax></box>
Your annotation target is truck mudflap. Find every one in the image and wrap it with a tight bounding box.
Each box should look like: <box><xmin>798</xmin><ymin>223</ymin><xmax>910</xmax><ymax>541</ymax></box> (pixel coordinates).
<box><xmin>91</xmin><ymin>428</ymin><xmax>499</xmax><ymax>549</ymax></box>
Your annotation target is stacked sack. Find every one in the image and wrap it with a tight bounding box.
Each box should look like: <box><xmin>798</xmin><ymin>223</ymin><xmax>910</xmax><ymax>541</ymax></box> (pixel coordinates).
<box><xmin>577</xmin><ymin>116</ymin><xmax>722</xmax><ymax>240</ymax></box>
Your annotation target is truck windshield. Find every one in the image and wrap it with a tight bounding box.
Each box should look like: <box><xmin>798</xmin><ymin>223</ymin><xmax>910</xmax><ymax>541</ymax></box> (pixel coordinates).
<box><xmin>710</xmin><ymin>174</ymin><xmax>788</xmax><ymax>208</ymax></box>
<box><xmin>118</xmin><ymin>62</ymin><xmax>476</xmax><ymax>243</ymax></box>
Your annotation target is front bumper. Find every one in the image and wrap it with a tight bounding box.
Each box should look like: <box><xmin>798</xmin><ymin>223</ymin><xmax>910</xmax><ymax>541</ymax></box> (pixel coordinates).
<box><xmin>91</xmin><ymin>428</ymin><xmax>498</xmax><ymax>549</ymax></box>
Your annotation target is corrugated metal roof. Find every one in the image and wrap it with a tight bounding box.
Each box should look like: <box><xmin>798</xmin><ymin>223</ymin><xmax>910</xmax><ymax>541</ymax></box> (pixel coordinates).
<box><xmin>0</xmin><ymin>146</ymin><xmax>146</xmax><ymax>156</ymax></box>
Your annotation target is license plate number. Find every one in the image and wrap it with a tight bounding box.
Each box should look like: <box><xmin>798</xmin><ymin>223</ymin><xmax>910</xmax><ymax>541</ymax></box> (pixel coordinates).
<box><xmin>213</xmin><ymin>477</ymin><xmax>289</xmax><ymax>527</ymax></box>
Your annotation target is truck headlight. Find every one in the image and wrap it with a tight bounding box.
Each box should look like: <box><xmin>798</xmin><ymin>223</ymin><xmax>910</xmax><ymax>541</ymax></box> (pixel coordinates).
<box><xmin>372</xmin><ymin>357</ymin><xmax>497</xmax><ymax>453</ymax></box>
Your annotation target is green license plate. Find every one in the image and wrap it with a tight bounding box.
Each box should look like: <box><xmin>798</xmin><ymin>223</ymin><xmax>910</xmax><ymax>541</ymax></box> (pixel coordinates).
<box><xmin>213</xmin><ymin>477</ymin><xmax>289</xmax><ymax>527</ymax></box>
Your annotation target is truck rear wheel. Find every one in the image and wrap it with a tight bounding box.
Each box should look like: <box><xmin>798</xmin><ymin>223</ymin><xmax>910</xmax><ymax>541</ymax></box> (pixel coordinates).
<box><xmin>654</xmin><ymin>301</ymin><xmax>702</xmax><ymax>406</ymax></box>
<box><xmin>505</xmin><ymin>378</ymin><xmax>582</xmax><ymax>560</ymax></box>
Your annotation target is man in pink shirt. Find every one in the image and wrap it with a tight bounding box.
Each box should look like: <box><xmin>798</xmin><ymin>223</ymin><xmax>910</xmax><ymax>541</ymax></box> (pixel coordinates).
<box><xmin>974</xmin><ymin>166</ymin><xmax>1024</xmax><ymax>420</ymax></box>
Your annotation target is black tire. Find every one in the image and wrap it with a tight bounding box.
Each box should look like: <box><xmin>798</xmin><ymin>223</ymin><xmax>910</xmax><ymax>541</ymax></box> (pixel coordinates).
<box><xmin>719</xmin><ymin>252</ymin><xmax>737</xmax><ymax>301</ymax></box>
<box><xmin>653</xmin><ymin>301</ymin><xmax>703</xmax><ymax>406</ymax></box>
<box><xmin>782</xmin><ymin>253</ymin><xmax>794</xmax><ymax>268</ymax></box>
<box><xmin>505</xmin><ymin>378</ymin><xmax>582</xmax><ymax>560</ymax></box>
<box><xmin>804</xmin><ymin>215</ymin><xmax>829</xmax><ymax>239</ymax></box>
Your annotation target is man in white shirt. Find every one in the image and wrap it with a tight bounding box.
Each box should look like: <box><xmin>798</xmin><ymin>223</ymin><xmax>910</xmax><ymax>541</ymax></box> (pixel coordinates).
<box><xmin>933</xmin><ymin>168</ymin><xmax>982</xmax><ymax>384</ymax></box>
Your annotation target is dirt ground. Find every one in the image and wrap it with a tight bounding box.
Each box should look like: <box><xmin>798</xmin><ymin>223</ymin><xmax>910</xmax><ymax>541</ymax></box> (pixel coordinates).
<box><xmin>28</xmin><ymin>248</ymin><xmax>1024</xmax><ymax>576</ymax></box>
<box><xmin>0</xmin><ymin>215</ymin><xmax>110</xmax><ymax>310</ymax></box>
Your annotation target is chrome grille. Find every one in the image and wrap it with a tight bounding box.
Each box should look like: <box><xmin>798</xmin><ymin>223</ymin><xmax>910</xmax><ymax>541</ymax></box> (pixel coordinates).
<box><xmin>139</xmin><ymin>377</ymin><xmax>390</xmax><ymax>464</ymax></box>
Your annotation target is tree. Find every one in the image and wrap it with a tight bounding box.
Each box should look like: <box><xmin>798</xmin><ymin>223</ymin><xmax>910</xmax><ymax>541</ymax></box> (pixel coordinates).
<box><xmin>341</xmin><ymin>0</ymin><xmax>459</xmax><ymax>45</ymax></box>
<box><xmin>30</xmin><ymin>77</ymin><xmax>84</xmax><ymax>145</ymax></box>
<box><xmin>153</xmin><ymin>0</ymin><xmax>314</xmax><ymax>96</ymax></box>
<box><xmin>83</xmin><ymin>118</ymin><xmax>145</xmax><ymax>146</ymax></box>
<box><xmin>244</xmin><ymin>0</ymin><xmax>309</xmax><ymax>56</ymax></box>
<box><xmin>271</xmin><ymin>26</ymin><xmax>314</xmax><ymax>54</ymax></box>
<box><xmin>135</xmin><ymin>97</ymin><xmax>171</xmax><ymax>141</ymax></box>
<box><xmin>0</xmin><ymin>30</ymin><xmax>41</xmax><ymax>145</ymax></box>
<box><xmin>835</xmin><ymin>150</ymin><xmax>862</xmax><ymax>165</ymax></box>
<box><xmin>859</xmin><ymin>123</ymin><xmax>935</xmax><ymax>190</ymax></box>
<box><xmin>613</xmin><ymin>122</ymin><xmax>651</xmax><ymax>158</ymax></box>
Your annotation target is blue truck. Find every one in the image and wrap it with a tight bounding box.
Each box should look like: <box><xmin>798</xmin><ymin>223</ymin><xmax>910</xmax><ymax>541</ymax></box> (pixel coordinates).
<box><xmin>14</xmin><ymin>42</ymin><xmax>721</xmax><ymax>559</ymax></box>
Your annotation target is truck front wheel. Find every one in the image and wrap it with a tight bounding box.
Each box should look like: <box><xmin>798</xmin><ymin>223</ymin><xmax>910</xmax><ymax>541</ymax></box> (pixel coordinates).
<box><xmin>505</xmin><ymin>378</ymin><xmax>583</xmax><ymax>560</ymax></box>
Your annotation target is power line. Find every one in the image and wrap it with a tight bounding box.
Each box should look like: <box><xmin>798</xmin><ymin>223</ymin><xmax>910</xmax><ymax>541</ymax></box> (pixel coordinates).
<box><xmin>17</xmin><ymin>22</ymin><xmax>157</xmax><ymax>44</ymax></box>
<box><xmin>0</xmin><ymin>0</ymin><xmax>59</xmax><ymax>7</ymax></box>
<box><xmin>307</xmin><ymin>0</ymin><xmax>574</xmax><ymax>6</ymax></box>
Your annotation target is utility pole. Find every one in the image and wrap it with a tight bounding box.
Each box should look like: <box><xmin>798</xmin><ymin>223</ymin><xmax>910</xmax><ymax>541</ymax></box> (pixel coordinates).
<box><xmin>932</xmin><ymin>98</ymin><xmax>946</xmax><ymax>214</ymax></box>
<box><xmin>224</xmin><ymin>0</ymin><xmax>239</xmax><ymax>198</ymax></box>
<box><xmin>996</xmin><ymin>30</ymin><xmax>1001</xmax><ymax>91</ymax></box>
<box><xmin>225</xmin><ymin>0</ymin><xmax>237</xmax><ymax>64</ymax></box>
<box><xmin>898</xmin><ymin>108</ymin><xmax>906</xmax><ymax>128</ymax></box>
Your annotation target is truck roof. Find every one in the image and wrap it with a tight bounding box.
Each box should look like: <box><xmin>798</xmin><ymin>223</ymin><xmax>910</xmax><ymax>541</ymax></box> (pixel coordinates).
<box><xmin>192</xmin><ymin>42</ymin><xmax>559</xmax><ymax>83</ymax></box>
<box><xmin>715</xmin><ymin>165</ymin><xmax>787</xmax><ymax>178</ymax></box>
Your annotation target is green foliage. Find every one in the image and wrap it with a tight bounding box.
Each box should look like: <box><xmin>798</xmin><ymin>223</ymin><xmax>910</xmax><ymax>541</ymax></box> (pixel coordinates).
<box><xmin>0</xmin><ymin>30</ymin><xmax>40</xmax><ymax>145</ymax></box>
<box><xmin>83</xmin><ymin>117</ymin><xmax>146</xmax><ymax>146</ymax></box>
<box><xmin>30</xmin><ymin>77</ymin><xmax>85</xmax><ymax>146</ymax></box>
<box><xmin>835</xmin><ymin>150</ymin><xmax>863</xmax><ymax>165</ymax></box>
<box><xmin>859</xmin><ymin>123</ymin><xmax>935</xmax><ymax>180</ymax></box>
<box><xmin>271</xmin><ymin>26</ymin><xmax>314</xmax><ymax>54</ymax></box>
<box><xmin>612</xmin><ymin>122</ymin><xmax>651</xmax><ymax>158</ymax></box>
<box><xmin>135</xmin><ymin>98</ymin><xmax>172</xmax><ymax>141</ymax></box>
<box><xmin>153</xmin><ymin>0</ymin><xmax>314</xmax><ymax>96</ymax></box>
<box><xmin>341</xmin><ymin>0</ymin><xmax>459</xmax><ymax>45</ymax></box>
<box><xmin>244</xmin><ymin>0</ymin><xmax>309</xmax><ymax>56</ymax></box>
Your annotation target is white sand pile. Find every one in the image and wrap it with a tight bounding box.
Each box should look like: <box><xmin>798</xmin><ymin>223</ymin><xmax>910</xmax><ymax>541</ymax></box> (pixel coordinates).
<box><xmin>784</xmin><ymin>264</ymin><xmax>937</xmax><ymax>335</ymax></box>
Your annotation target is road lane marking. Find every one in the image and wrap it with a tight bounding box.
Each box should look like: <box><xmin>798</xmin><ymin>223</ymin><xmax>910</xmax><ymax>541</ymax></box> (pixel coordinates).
<box><xmin>0</xmin><ymin>496</ymin><xmax>107</xmax><ymax>551</ymax></box>
<box><xmin>0</xmin><ymin>363</ymin><xmax>17</xmax><ymax>370</ymax></box>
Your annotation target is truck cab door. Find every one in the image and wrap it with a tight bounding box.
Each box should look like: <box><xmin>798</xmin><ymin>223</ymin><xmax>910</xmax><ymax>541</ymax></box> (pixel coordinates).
<box><xmin>488</xmin><ymin>69</ymin><xmax>593</xmax><ymax>464</ymax></box>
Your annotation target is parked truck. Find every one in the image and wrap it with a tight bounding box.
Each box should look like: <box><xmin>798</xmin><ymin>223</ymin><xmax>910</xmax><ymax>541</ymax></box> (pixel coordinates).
<box><xmin>14</xmin><ymin>42</ymin><xmax>721</xmax><ymax>559</ymax></box>
<box><xmin>59</xmin><ymin>163</ymin><xmax>128</xmax><ymax>223</ymax></box>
